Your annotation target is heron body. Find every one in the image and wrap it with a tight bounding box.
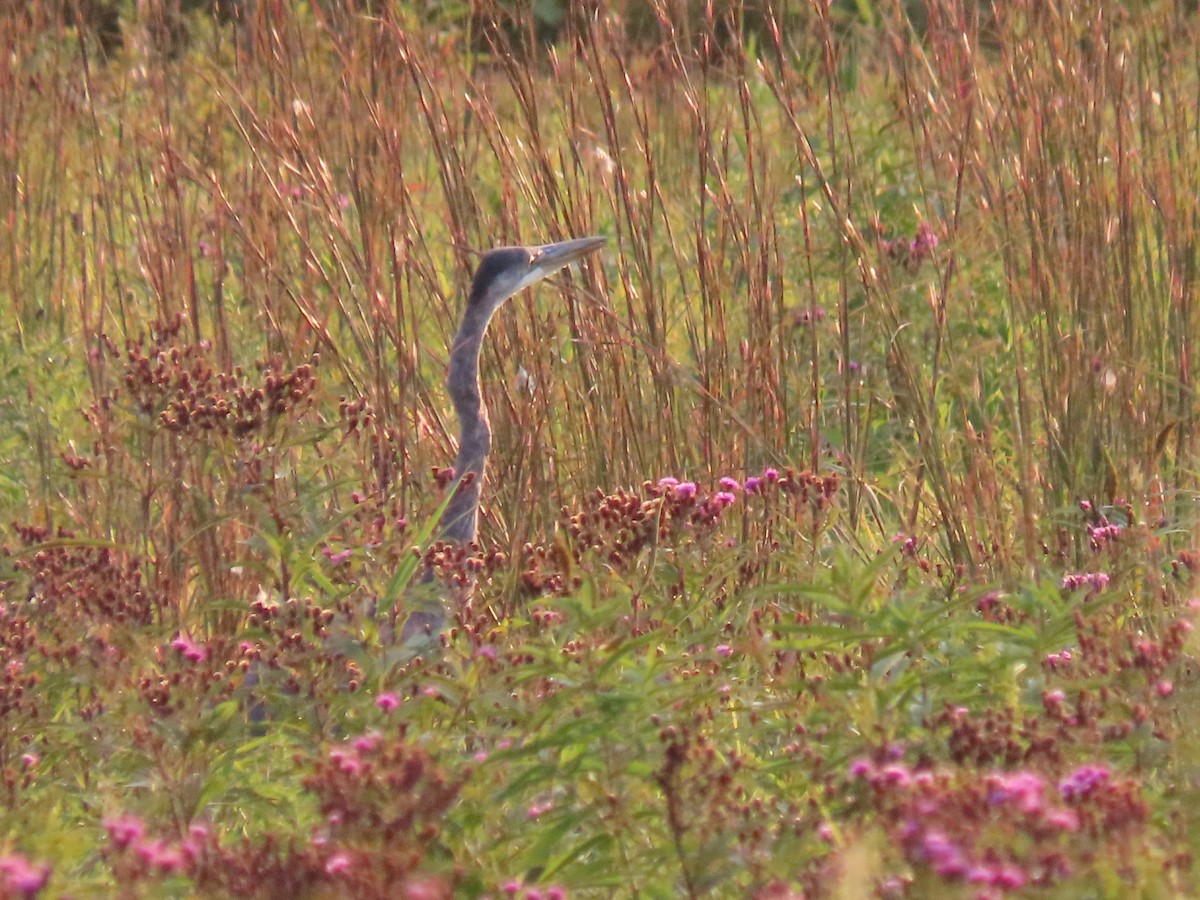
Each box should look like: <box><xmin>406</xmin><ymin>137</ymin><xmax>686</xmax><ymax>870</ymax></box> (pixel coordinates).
<box><xmin>401</xmin><ymin>236</ymin><xmax>606</xmax><ymax>639</ymax></box>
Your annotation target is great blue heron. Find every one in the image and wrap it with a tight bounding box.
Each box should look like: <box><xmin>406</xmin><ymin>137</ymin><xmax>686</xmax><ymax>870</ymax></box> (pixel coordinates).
<box><xmin>400</xmin><ymin>235</ymin><xmax>607</xmax><ymax>640</ymax></box>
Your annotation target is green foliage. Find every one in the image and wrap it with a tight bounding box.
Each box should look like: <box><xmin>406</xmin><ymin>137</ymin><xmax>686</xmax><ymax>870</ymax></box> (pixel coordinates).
<box><xmin>1</xmin><ymin>0</ymin><xmax>1200</xmax><ymax>896</ymax></box>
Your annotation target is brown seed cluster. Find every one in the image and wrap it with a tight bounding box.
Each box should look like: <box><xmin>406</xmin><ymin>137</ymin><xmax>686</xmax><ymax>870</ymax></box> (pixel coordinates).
<box><xmin>565</xmin><ymin>486</ymin><xmax>660</xmax><ymax>565</ymax></box>
<box><xmin>242</xmin><ymin>594</ymin><xmax>362</xmax><ymax>709</ymax></box>
<box><xmin>338</xmin><ymin>396</ymin><xmax>404</xmax><ymax>496</ymax></box>
<box><xmin>0</xmin><ymin>596</ymin><xmax>41</xmax><ymax>803</ymax></box>
<box><xmin>134</xmin><ymin>636</ymin><xmax>237</xmax><ymax>719</ymax></box>
<box><xmin>304</xmin><ymin>731</ymin><xmax>468</xmax><ymax>845</ymax></box>
<box><xmin>651</xmin><ymin>713</ymin><xmax>789</xmax><ymax>890</ymax></box>
<box><xmin>516</xmin><ymin>542</ymin><xmax>577</xmax><ymax>596</ymax></box>
<box><xmin>117</xmin><ymin>315</ymin><xmax>316</xmax><ymax>439</ymax></box>
<box><xmin>101</xmin><ymin>732</ymin><xmax>465</xmax><ymax>898</ymax></box>
<box><xmin>935</xmin><ymin>704</ymin><xmax>1065</xmax><ymax>769</ymax></box>
<box><xmin>10</xmin><ymin>525</ymin><xmax>160</xmax><ymax>628</ymax></box>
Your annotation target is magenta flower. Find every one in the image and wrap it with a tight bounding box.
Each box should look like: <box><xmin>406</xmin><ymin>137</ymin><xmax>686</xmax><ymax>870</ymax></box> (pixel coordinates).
<box><xmin>849</xmin><ymin>758</ymin><xmax>874</xmax><ymax>778</ymax></box>
<box><xmin>743</xmin><ymin>476</ymin><xmax>763</xmax><ymax>494</ymax></box>
<box><xmin>1044</xmin><ymin>807</ymin><xmax>1080</xmax><ymax>832</ymax></box>
<box><xmin>170</xmin><ymin>635</ymin><xmax>208</xmax><ymax>663</ymax></box>
<box><xmin>104</xmin><ymin>815</ymin><xmax>146</xmax><ymax>849</ymax></box>
<box><xmin>921</xmin><ymin>830</ymin><xmax>967</xmax><ymax>878</ymax></box>
<box><xmin>719</xmin><ymin>476</ymin><xmax>740</xmax><ymax>492</ymax></box>
<box><xmin>526</xmin><ymin>799</ymin><xmax>555</xmax><ymax>819</ymax></box>
<box><xmin>329</xmin><ymin>749</ymin><xmax>363</xmax><ymax>775</ymax></box>
<box><xmin>1044</xmin><ymin>649</ymin><xmax>1073</xmax><ymax>667</ymax></box>
<box><xmin>1059</xmin><ymin>763</ymin><xmax>1111</xmax><ymax>800</ymax></box>
<box><xmin>322</xmin><ymin>547</ymin><xmax>352</xmax><ymax>565</ymax></box>
<box><xmin>325</xmin><ymin>852</ymin><xmax>352</xmax><ymax>875</ymax></box>
<box><xmin>910</xmin><ymin>221</ymin><xmax>940</xmax><ymax>261</ymax></box>
<box><xmin>0</xmin><ymin>855</ymin><xmax>50</xmax><ymax>895</ymax></box>
<box><xmin>1087</xmin><ymin>521</ymin><xmax>1123</xmax><ymax>545</ymax></box>
<box><xmin>987</xmin><ymin>770</ymin><xmax>1045</xmax><ymax>814</ymax></box>
<box><xmin>712</xmin><ymin>491</ymin><xmax>737</xmax><ymax>508</ymax></box>
<box><xmin>135</xmin><ymin>839</ymin><xmax>185</xmax><ymax>873</ymax></box>
<box><xmin>181</xmin><ymin>823</ymin><xmax>209</xmax><ymax>861</ymax></box>
<box><xmin>375</xmin><ymin>692</ymin><xmax>399</xmax><ymax>712</ymax></box>
<box><xmin>674</xmin><ymin>482</ymin><xmax>697</xmax><ymax>501</ymax></box>
<box><xmin>1060</xmin><ymin>571</ymin><xmax>1110</xmax><ymax>592</ymax></box>
<box><xmin>352</xmin><ymin>733</ymin><xmax>381</xmax><ymax>753</ymax></box>
<box><xmin>1043</xmin><ymin>689</ymin><xmax>1066</xmax><ymax>707</ymax></box>
<box><xmin>763</xmin><ymin>467</ymin><xmax>780</xmax><ymax>482</ymax></box>
<box><xmin>879</xmin><ymin>763</ymin><xmax>912</xmax><ymax>787</ymax></box>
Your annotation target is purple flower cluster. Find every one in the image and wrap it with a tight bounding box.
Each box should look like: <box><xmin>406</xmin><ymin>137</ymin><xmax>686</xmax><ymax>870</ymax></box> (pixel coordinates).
<box><xmin>1086</xmin><ymin>520</ymin><xmax>1124</xmax><ymax>549</ymax></box>
<box><xmin>0</xmin><ymin>854</ymin><xmax>50</xmax><ymax>897</ymax></box>
<box><xmin>849</xmin><ymin>756</ymin><xmax>1144</xmax><ymax>894</ymax></box>
<box><xmin>1057</xmin><ymin>764</ymin><xmax>1110</xmax><ymax>801</ymax></box>
<box><xmin>170</xmin><ymin>634</ymin><xmax>208</xmax><ymax>663</ymax></box>
<box><xmin>100</xmin><ymin>731</ymin><xmax>466</xmax><ymax>895</ymax></box>
<box><xmin>879</xmin><ymin>221</ymin><xmax>941</xmax><ymax>269</ymax></box>
<box><xmin>1060</xmin><ymin>571</ymin><xmax>1110</xmax><ymax>593</ymax></box>
<box><xmin>103</xmin><ymin>816</ymin><xmax>201</xmax><ymax>875</ymax></box>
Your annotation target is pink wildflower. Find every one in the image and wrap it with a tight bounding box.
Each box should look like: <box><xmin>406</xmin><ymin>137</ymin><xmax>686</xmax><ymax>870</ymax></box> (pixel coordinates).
<box><xmin>1060</xmin><ymin>571</ymin><xmax>1110</xmax><ymax>592</ymax></box>
<box><xmin>352</xmin><ymin>733</ymin><xmax>381</xmax><ymax>753</ymax></box>
<box><xmin>322</xmin><ymin>547</ymin><xmax>352</xmax><ymax>565</ymax></box>
<box><xmin>325</xmin><ymin>852</ymin><xmax>352</xmax><ymax>875</ymax></box>
<box><xmin>170</xmin><ymin>635</ymin><xmax>208</xmax><ymax>663</ymax></box>
<box><xmin>0</xmin><ymin>855</ymin><xmax>50</xmax><ymax>895</ymax></box>
<box><xmin>1044</xmin><ymin>807</ymin><xmax>1080</xmax><ymax>832</ymax></box>
<box><xmin>104</xmin><ymin>815</ymin><xmax>146</xmax><ymax>849</ymax></box>
<box><xmin>1059</xmin><ymin>763</ymin><xmax>1111</xmax><ymax>800</ymax></box>
<box><xmin>170</xmin><ymin>638</ymin><xmax>207</xmax><ymax>667</ymax></box>
<box><xmin>849</xmin><ymin>758</ymin><xmax>874</xmax><ymax>778</ymax></box>
<box><xmin>674</xmin><ymin>482</ymin><xmax>697</xmax><ymax>501</ymax></box>
<box><xmin>135</xmin><ymin>839</ymin><xmax>185</xmax><ymax>873</ymax></box>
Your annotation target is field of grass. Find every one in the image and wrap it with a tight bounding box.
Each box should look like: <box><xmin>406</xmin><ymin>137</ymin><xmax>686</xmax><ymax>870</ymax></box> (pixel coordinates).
<box><xmin>3</xmin><ymin>0</ymin><xmax>1200</xmax><ymax>896</ymax></box>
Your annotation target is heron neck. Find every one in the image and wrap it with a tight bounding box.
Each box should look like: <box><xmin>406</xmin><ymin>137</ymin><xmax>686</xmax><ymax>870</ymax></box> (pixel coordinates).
<box><xmin>440</xmin><ymin>301</ymin><xmax>498</xmax><ymax>543</ymax></box>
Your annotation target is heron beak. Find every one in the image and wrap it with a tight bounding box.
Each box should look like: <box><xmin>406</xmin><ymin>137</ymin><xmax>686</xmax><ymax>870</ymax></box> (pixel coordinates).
<box><xmin>529</xmin><ymin>235</ymin><xmax>607</xmax><ymax>278</ymax></box>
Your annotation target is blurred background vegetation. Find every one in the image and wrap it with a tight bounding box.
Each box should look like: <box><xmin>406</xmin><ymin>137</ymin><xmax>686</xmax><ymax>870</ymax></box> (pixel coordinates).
<box><xmin>3</xmin><ymin>1</ymin><xmax>1200</xmax><ymax>894</ymax></box>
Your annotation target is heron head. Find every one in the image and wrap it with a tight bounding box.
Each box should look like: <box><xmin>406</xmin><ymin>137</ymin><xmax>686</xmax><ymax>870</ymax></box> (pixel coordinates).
<box><xmin>468</xmin><ymin>235</ymin><xmax>606</xmax><ymax>315</ymax></box>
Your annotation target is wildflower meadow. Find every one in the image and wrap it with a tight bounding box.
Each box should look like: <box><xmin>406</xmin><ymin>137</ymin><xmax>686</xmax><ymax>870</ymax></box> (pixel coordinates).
<box><xmin>2</xmin><ymin>1</ymin><xmax>1200</xmax><ymax>896</ymax></box>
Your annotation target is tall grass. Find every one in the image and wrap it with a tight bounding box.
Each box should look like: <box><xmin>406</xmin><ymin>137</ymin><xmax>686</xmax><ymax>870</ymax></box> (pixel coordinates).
<box><xmin>1</xmin><ymin>0</ymin><xmax>1199</xmax><ymax>895</ymax></box>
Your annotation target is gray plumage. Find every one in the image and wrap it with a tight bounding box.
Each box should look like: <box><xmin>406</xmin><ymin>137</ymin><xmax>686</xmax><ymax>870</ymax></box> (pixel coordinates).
<box><xmin>401</xmin><ymin>236</ymin><xmax>606</xmax><ymax>640</ymax></box>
